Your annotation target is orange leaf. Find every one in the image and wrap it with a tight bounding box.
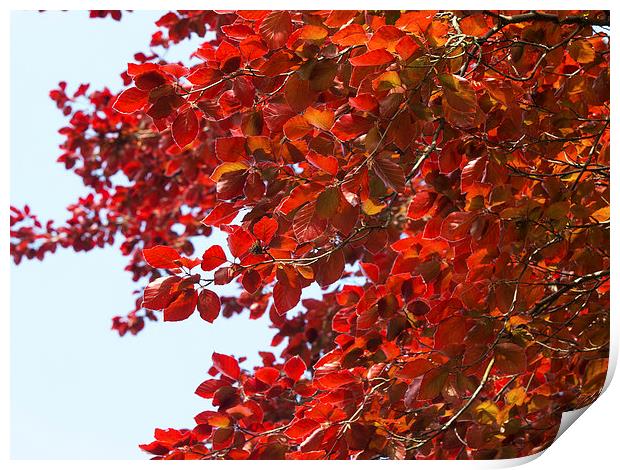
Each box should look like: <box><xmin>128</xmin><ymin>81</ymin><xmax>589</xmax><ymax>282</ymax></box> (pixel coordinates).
<box><xmin>350</xmin><ymin>48</ymin><xmax>394</xmax><ymax>66</ymax></box>
<box><xmin>303</xmin><ymin>107</ymin><xmax>334</xmax><ymax>131</ymax></box>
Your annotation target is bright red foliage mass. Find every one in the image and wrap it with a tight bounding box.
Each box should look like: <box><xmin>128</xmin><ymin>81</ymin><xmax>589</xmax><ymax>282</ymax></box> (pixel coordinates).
<box><xmin>11</xmin><ymin>10</ymin><xmax>610</xmax><ymax>460</ymax></box>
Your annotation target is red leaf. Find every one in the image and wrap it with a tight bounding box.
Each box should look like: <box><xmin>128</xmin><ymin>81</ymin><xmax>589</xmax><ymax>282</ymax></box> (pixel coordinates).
<box><xmin>253</xmin><ymin>216</ymin><xmax>278</xmax><ymax>245</ymax></box>
<box><xmin>373</xmin><ymin>154</ymin><xmax>405</xmax><ymax>193</ymax></box>
<box><xmin>285</xmin><ymin>418</ymin><xmax>320</xmax><ymax>439</ymax></box>
<box><xmin>293</xmin><ymin>202</ymin><xmax>327</xmax><ymax>242</ymax></box>
<box><xmin>283</xmin><ymin>115</ymin><xmax>312</xmax><ymax>141</ymax></box>
<box><xmin>202</xmin><ymin>202</ymin><xmax>239</xmax><ymax>226</ymax></box>
<box><xmin>163</xmin><ymin>289</ymin><xmax>198</xmax><ymax>322</ymax></box>
<box><xmin>287</xmin><ymin>450</ymin><xmax>326</xmax><ymax>460</ymax></box>
<box><xmin>259</xmin><ymin>11</ymin><xmax>292</xmax><ymax>49</ymax></box>
<box><xmin>146</xmin><ymin>95</ymin><xmax>178</xmax><ymax>120</ymax></box>
<box><xmin>135</xmin><ymin>71</ymin><xmax>167</xmax><ymax>91</ymax></box>
<box><xmin>418</xmin><ymin>368</ymin><xmax>449</xmax><ymax>400</ymax></box>
<box><xmin>404</xmin><ymin>377</ymin><xmax>424</xmax><ymax>408</ymax></box>
<box><xmin>215</xmin><ymin>137</ymin><xmax>247</xmax><ymax>162</ymax></box>
<box><xmin>494</xmin><ymin>343</ymin><xmax>528</xmax><ymax>375</ymax></box>
<box><xmin>285</xmin><ymin>74</ymin><xmax>315</xmax><ymax>112</ymax></box>
<box><xmin>242</xmin><ymin>269</ymin><xmax>261</xmax><ymax>294</ymax></box>
<box><xmin>350</xmin><ymin>49</ymin><xmax>394</xmax><ymax>66</ymax></box>
<box><xmin>368</xmin><ymin>25</ymin><xmax>404</xmax><ymax>51</ymax></box>
<box><xmin>197</xmin><ymin>289</ymin><xmax>221</xmax><ymax>323</ymax></box>
<box><xmin>440</xmin><ymin>212</ymin><xmax>474</xmax><ymax>242</ymax></box>
<box><xmin>221</xmin><ymin>24</ymin><xmax>255</xmax><ymax>40</ymax></box>
<box><xmin>161</xmin><ymin>63</ymin><xmax>189</xmax><ymax>78</ymax></box>
<box><xmin>360</xmin><ymin>262</ymin><xmax>379</xmax><ymax>283</ymax></box>
<box><xmin>142</xmin><ymin>275</ymin><xmax>181</xmax><ymax>310</ymax></box>
<box><xmin>396</xmin><ymin>359</ymin><xmax>435</xmax><ymax>380</ymax></box>
<box><xmin>407</xmin><ymin>191</ymin><xmax>436</xmax><ymax>219</ymax></box>
<box><xmin>349</xmin><ymin>93</ymin><xmax>379</xmax><ymax>112</ymax></box>
<box><xmin>178</xmin><ymin>257</ymin><xmax>200</xmax><ymax>270</ymax></box>
<box><xmin>195</xmin><ymin>379</ymin><xmax>227</xmax><ymax>399</ymax></box>
<box><xmin>315</xmin><ymin>370</ymin><xmax>356</xmax><ymax>388</ymax></box>
<box><xmin>139</xmin><ymin>441</ymin><xmax>169</xmax><ymax>456</ymax></box>
<box><xmin>440</xmin><ymin>74</ymin><xmax>483</xmax><ymax>128</ymax></box>
<box><xmin>273</xmin><ymin>279</ymin><xmax>301</xmax><ymax>314</ymax></box>
<box><xmin>408</xmin><ymin>300</ymin><xmax>430</xmax><ymax>317</ymax></box>
<box><xmin>331</xmin><ymin>114</ymin><xmax>372</xmax><ymax>141</ymax></box>
<box><xmin>240</xmin><ymin>35</ymin><xmax>269</xmax><ymax>61</ymax></box>
<box><xmin>284</xmin><ymin>356</ymin><xmax>306</xmax><ymax>381</ymax></box>
<box><xmin>434</xmin><ymin>316</ymin><xmax>471</xmax><ymax>350</ymax></box>
<box><xmin>298</xmin><ymin>24</ymin><xmax>328</xmax><ymax>41</ymax></box>
<box><xmin>276</xmin><ymin>184</ymin><xmax>319</xmax><ymax>215</ymax></box>
<box><xmin>244</xmin><ymin>172</ymin><xmax>265</xmax><ymax>200</ymax></box>
<box><xmin>113</xmin><ymin>87</ymin><xmax>148</xmax><ymax>113</ymax></box>
<box><xmin>227</xmin><ymin>228</ymin><xmax>255</xmax><ymax>258</ymax></box>
<box><xmin>332</xmin><ymin>24</ymin><xmax>367</xmax><ymax>46</ymax></box>
<box><xmin>306</xmin><ymin>151</ymin><xmax>338</xmax><ymax>176</ymax></box>
<box><xmin>212</xmin><ymin>352</ymin><xmax>240</xmax><ymax>380</ymax></box>
<box><xmin>255</xmin><ymin>366</ymin><xmax>280</xmax><ymax>385</ymax></box>
<box><xmin>143</xmin><ymin>245</ymin><xmax>181</xmax><ymax>269</ymax></box>
<box><xmin>438</xmin><ymin>140</ymin><xmax>462</xmax><ymax>174</ymax></box>
<box><xmin>172</xmin><ymin>109</ymin><xmax>199</xmax><ymax>148</ymax></box>
<box><xmin>395</xmin><ymin>35</ymin><xmax>419</xmax><ymax>60</ymax></box>
<box><xmin>314</xmin><ymin>249</ymin><xmax>345</xmax><ymax>287</ymax></box>
<box><xmin>194</xmin><ymin>411</ymin><xmax>231</xmax><ymax>428</ymax></box>
<box><xmin>201</xmin><ymin>245</ymin><xmax>228</xmax><ymax>271</ymax></box>
<box><xmin>332</xmin><ymin>198</ymin><xmax>359</xmax><ymax>235</ymax></box>
<box><xmin>461</xmin><ymin>157</ymin><xmax>487</xmax><ymax>192</ymax></box>
<box><xmin>214</xmin><ymin>266</ymin><xmax>233</xmax><ymax>285</ymax></box>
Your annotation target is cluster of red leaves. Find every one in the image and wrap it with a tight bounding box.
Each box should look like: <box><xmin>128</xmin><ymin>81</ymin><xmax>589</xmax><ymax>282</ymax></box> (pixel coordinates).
<box><xmin>89</xmin><ymin>10</ymin><xmax>123</xmax><ymax>21</ymax></box>
<box><xmin>11</xmin><ymin>10</ymin><xmax>609</xmax><ymax>459</ymax></box>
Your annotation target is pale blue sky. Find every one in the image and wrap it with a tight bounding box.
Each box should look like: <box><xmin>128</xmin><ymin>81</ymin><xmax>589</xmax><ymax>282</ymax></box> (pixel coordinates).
<box><xmin>10</xmin><ymin>11</ymin><xmax>282</xmax><ymax>459</ymax></box>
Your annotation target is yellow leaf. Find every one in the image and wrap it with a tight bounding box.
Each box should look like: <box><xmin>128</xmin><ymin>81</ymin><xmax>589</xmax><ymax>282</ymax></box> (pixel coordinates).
<box><xmin>362</xmin><ymin>198</ymin><xmax>386</xmax><ymax>215</ymax></box>
<box><xmin>505</xmin><ymin>387</ymin><xmax>527</xmax><ymax>406</ymax></box>
<box><xmin>591</xmin><ymin>206</ymin><xmax>609</xmax><ymax>222</ymax></box>
<box><xmin>296</xmin><ymin>264</ymin><xmax>314</xmax><ymax>280</ymax></box>
<box><xmin>210</xmin><ymin>161</ymin><xmax>249</xmax><ymax>182</ymax></box>
<box><xmin>299</xmin><ymin>25</ymin><xmax>328</xmax><ymax>41</ymax></box>
<box><xmin>569</xmin><ymin>40</ymin><xmax>596</xmax><ymax>64</ymax></box>
<box><xmin>303</xmin><ymin>107</ymin><xmax>334</xmax><ymax>131</ymax></box>
<box><xmin>372</xmin><ymin>71</ymin><xmax>402</xmax><ymax>91</ymax></box>
<box><xmin>475</xmin><ymin>401</ymin><xmax>500</xmax><ymax>425</ymax></box>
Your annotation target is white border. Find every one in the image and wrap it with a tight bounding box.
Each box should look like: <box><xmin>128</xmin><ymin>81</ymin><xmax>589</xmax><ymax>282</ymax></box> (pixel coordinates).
<box><xmin>2</xmin><ymin>1</ymin><xmax>616</xmax><ymax>468</ymax></box>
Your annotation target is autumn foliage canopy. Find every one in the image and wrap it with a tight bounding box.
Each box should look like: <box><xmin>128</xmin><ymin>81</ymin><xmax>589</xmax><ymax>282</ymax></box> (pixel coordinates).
<box><xmin>10</xmin><ymin>10</ymin><xmax>610</xmax><ymax>460</ymax></box>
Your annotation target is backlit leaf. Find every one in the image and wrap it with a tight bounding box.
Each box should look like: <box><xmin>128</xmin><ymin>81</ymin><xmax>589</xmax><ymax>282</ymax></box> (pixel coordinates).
<box><xmin>253</xmin><ymin>216</ymin><xmax>279</xmax><ymax>245</ymax></box>
<box><xmin>197</xmin><ymin>289</ymin><xmax>221</xmax><ymax>323</ymax></box>
<box><xmin>143</xmin><ymin>245</ymin><xmax>181</xmax><ymax>269</ymax></box>
<box><xmin>259</xmin><ymin>11</ymin><xmax>292</xmax><ymax>49</ymax></box>
<box><xmin>303</xmin><ymin>107</ymin><xmax>334</xmax><ymax>131</ymax></box>
<box><xmin>212</xmin><ymin>352</ymin><xmax>241</xmax><ymax>380</ymax></box>
<box><xmin>172</xmin><ymin>108</ymin><xmax>199</xmax><ymax>148</ymax></box>
<box><xmin>293</xmin><ymin>202</ymin><xmax>327</xmax><ymax>242</ymax></box>
<box><xmin>350</xmin><ymin>48</ymin><xmax>394</xmax><ymax>66</ymax></box>
<box><xmin>418</xmin><ymin>367</ymin><xmax>449</xmax><ymax>400</ymax></box>
<box><xmin>113</xmin><ymin>87</ymin><xmax>148</xmax><ymax>113</ymax></box>
<box><xmin>285</xmin><ymin>418</ymin><xmax>320</xmax><ymax>439</ymax></box>
<box><xmin>163</xmin><ymin>289</ymin><xmax>198</xmax><ymax>322</ymax></box>
<box><xmin>284</xmin><ymin>356</ymin><xmax>306</xmax><ymax>381</ymax></box>
<box><xmin>332</xmin><ymin>24</ymin><xmax>367</xmax><ymax>46</ymax></box>
<box><xmin>373</xmin><ymin>154</ymin><xmax>406</xmax><ymax>193</ymax></box>
<box><xmin>273</xmin><ymin>279</ymin><xmax>301</xmax><ymax>314</ymax></box>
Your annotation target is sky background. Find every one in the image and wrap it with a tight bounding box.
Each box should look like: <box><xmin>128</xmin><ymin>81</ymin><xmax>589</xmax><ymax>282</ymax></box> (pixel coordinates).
<box><xmin>10</xmin><ymin>11</ymin><xmax>283</xmax><ymax>459</ymax></box>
